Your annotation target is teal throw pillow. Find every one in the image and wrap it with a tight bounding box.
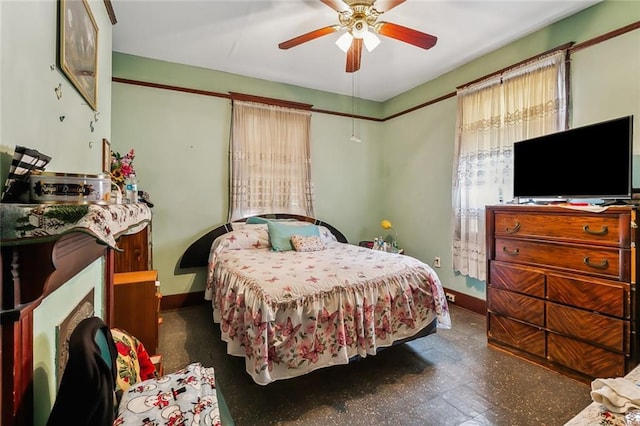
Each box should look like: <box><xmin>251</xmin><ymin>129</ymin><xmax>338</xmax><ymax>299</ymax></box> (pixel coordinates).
<box><xmin>268</xmin><ymin>221</ymin><xmax>319</xmax><ymax>251</ymax></box>
<box><xmin>246</xmin><ymin>216</ymin><xmax>298</xmax><ymax>224</ymax></box>
<box><xmin>246</xmin><ymin>216</ymin><xmax>269</xmax><ymax>224</ymax></box>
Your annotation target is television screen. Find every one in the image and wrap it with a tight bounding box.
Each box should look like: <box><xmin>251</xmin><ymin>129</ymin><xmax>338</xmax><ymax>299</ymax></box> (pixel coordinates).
<box><xmin>513</xmin><ymin>115</ymin><xmax>634</xmax><ymax>201</ymax></box>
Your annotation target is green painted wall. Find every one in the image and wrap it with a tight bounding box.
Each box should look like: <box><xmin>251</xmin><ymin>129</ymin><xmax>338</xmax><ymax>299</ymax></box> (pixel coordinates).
<box><xmin>0</xmin><ymin>0</ymin><xmax>637</xmax><ymax>420</ymax></box>
<box><xmin>111</xmin><ymin>73</ymin><xmax>384</xmax><ymax>295</ymax></box>
<box><xmin>383</xmin><ymin>0</ymin><xmax>640</xmax><ymax>116</ymax></box>
<box><xmin>113</xmin><ymin>0</ymin><xmax>640</xmax><ymax>300</ymax></box>
<box><xmin>113</xmin><ymin>53</ymin><xmax>384</xmax><ymax>119</ymax></box>
<box><xmin>1</xmin><ymin>1</ymin><xmax>113</xmax><ymax>424</ymax></box>
<box><xmin>380</xmin><ymin>0</ymin><xmax>640</xmax><ymax>300</ymax></box>
<box><xmin>0</xmin><ymin>0</ymin><xmax>112</xmax><ymax>174</ymax></box>
<box><xmin>32</xmin><ymin>259</ymin><xmax>105</xmax><ymax>425</ymax></box>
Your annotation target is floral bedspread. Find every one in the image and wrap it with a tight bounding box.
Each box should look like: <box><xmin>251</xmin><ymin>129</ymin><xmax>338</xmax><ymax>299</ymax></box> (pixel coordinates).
<box><xmin>205</xmin><ymin>230</ymin><xmax>451</xmax><ymax>385</ymax></box>
<box><xmin>0</xmin><ymin>203</ymin><xmax>151</xmax><ymax>249</ymax></box>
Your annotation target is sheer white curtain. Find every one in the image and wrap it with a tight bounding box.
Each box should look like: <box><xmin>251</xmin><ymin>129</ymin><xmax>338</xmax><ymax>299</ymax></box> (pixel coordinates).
<box><xmin>452</xmin><ymin>51</ymin><xmax>567</xmax><ymax>281</ymax></box>
<box><xmin>229</xmin><ymin>100</ymin><xmax>314</xmax><ymax>221</ymax></box>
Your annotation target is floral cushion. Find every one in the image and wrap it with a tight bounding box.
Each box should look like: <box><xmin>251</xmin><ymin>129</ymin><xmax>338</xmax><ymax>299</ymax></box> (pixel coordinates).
<box><xmin>111</xmin><ymin>328</ymin><xmax>157</xmax><ymax>394</ymax></box>
<box><xmin>290</xmin><ymin>235</ymin><xmax>326</xmax><ymax>252</ymax></box>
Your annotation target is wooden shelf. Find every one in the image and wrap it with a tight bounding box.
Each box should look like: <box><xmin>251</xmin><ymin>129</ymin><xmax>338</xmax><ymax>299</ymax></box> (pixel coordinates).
<box><xmin>113</xmin><ymin>269</ymin><xmax>161</xmax><ymax>355</ymax></box>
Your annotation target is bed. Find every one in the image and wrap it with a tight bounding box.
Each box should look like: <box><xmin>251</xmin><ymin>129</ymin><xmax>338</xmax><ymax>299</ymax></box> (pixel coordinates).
<box><xmin>180</xmin><ymin>214</ymin><xmax>451</xmax><ymax>385</ymax></box>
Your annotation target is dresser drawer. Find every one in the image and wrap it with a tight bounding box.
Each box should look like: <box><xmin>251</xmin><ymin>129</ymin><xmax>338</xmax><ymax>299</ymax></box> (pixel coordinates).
<box><xmin>547</xmin><ymin>273</ymin><xmax>628</xmax><ymax>317</ymax></box>
<box><xmin>547</xmin><ymin>333</ymin><xmax>625</xmax><ymax>378</ymax></box>
<box><xmin>547</xmin><ymin>302</ymin><xmax>627</xmax><ymax>352</ymax></box>
<box><xmin>494</xmin><ymin>212</ymin><xmax>628</xmax><ymax>247</ymax></box>
<box><xmin>495</xmin><ymin>238</ymin><xmax>627</xmax><ymax>280</ymax></box>
<box><xmin>488</xmin><ymin>313</ymin><xmax>546</xmax><ymax>358</ymax></box>
<box><xmin>489</xmin><ymin>261</ymin><xmax>545</xmax><ymax>297</ymax></box>
<box><xmin>487</xmin><ymin>287</ymin><xmax>545</xmax><ymax>326</ymax></box>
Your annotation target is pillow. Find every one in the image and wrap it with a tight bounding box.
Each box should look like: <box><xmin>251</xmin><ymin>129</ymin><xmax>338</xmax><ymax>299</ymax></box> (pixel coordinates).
<box><xmin>246</xmin><ymin>216</ymin><xmax>269</xmax><ymax>224</ymax></box>
<box><xmin>267</xmin><ymin>221</ymin><xmax>320</xmax><ymax>251</ymax></box>
<box><xmin>214</xmin><ymin>229</ymin><xmax>270</xmax><ymax>250</ymax></box>
<box><xmin>111</xmin><ymin>328</ymin><xmax>158</xmax><ymax>394</ymax></box>
<box><xmin>230</xmin><ymin>222</ymin><xmax>268</xmax><ymax>231</ymax></box>
<box><xmin>291</xmin><ymin>235</ymin><xmax>326</xmax><ymax>252</ymax></box>
<box><xmin>317</xmin><ymin>225</ymin><xmax>338</xmax><ymax>244</ymax></box>
<box><xmin>246</xmin><ymin>216</ymin><xmax>297</xmax><ymax>224</ymax></box>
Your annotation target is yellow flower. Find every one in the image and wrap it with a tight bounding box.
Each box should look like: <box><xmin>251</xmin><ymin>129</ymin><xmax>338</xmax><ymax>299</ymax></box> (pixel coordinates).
<box><xmin>381</xmin><ymin>219</ymin><xmax>392</xmax><ymax>230</ymax></box>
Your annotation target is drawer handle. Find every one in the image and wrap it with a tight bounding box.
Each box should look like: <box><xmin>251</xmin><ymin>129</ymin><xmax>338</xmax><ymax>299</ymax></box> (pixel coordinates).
<box><xmin>583</xmin><ymin>225</ymin><xmax>608</xmax><ymax>236</ymax></box>
<box><xmin>583</xmin><ymin>257</ymin><xmax>609</xmax><ymax>270</ymax></box>
<box><xmin>505</xmin><ymin>221</ymin><xmax>521</xmax><ymax>234</ymax></box>
<box><xmin>502</xmin><ymin>247</ymin><xmax>519</xmax><ymax>256</ymax></box>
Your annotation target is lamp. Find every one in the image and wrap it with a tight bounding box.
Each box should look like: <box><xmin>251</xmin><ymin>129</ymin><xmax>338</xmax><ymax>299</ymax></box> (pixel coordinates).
<box><xmin>362</xmin><ymin>31</ymin><xmax>380</xmax><ymax>52</ymax></box>
<box><xmin>336</xmin><ymin>32</ymin><xmax>353</xmax><ymax>53</ymax></box>
<box><xmin>335</xmin><ymin>20</ymin><xmax>380</xmax><ymax>53</ymax></box>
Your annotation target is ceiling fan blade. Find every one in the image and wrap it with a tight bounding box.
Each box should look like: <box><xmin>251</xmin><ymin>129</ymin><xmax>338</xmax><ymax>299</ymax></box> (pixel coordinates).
<box><xmin>346</xmin><ymin>37</ymin><xmax>363</xmax><ymax>73</ymax></box>
<box><xmin>373</xmin><ymin>0</ymin><xmax>406</xmax><ymax>13</ymax></box>
<box><xmin>375</xmin><ymin>21</ymin><xmax>437</xmax><ymax>50</ymax></box>
<box><xmin>278</xmin><ymin>25</ymin><xmax>340</xmax><ymax>50</ymax></box>
<box><xmin>320</xmin><ymin>0</ymin><xmax>350</xmax><ymax>12</ymax></box>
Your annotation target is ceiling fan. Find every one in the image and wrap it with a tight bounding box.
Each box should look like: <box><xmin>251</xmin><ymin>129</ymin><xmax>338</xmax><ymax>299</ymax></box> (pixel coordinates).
<box><xmin>278</xmin><ymin>0</ymin><xmax>438</xmax><ymax>73</ymax></box>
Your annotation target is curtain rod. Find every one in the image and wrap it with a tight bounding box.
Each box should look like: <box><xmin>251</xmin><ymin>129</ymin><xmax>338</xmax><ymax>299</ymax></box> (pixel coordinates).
<box><xmin>456</xmin><ymin>42</ymin><xmax>574</xmax><ymax>90</ymax></box>
<box><xmin>230</xmin><ymin>92</ymin><xmax>313</xmax><ymax>110</ymax></box>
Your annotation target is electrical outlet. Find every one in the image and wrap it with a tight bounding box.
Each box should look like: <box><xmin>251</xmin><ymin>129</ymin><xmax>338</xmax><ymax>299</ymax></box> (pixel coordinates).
<box><xmin>434</xmin><ymin>257</ymin><xmax>441</xmax><ymax>268</ymax></box>
<box><xmin>445</xmin><ymin>292</ymin><xmax>456</xmax><ymax>303</ymax></box>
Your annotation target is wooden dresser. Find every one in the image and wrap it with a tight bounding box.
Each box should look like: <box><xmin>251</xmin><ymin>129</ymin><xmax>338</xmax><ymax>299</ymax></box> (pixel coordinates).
<box><xmin>486</xmin><ymin>205</ymin><xmax>639</xmax><ymax>381</ymax></box>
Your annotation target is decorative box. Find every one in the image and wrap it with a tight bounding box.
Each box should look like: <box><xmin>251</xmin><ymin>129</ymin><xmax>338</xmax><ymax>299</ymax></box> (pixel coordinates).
<box><xmin>29</xmin><ymin>172</ymin><xmax>112</xmax><ymax>204</ymax></box>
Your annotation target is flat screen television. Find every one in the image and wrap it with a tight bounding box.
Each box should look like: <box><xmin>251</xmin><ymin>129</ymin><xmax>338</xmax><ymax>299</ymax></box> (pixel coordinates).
<box><xmin>513</xmin><ymin>115</ymin><xmax>634</xmax><ymax>201</ymax></box>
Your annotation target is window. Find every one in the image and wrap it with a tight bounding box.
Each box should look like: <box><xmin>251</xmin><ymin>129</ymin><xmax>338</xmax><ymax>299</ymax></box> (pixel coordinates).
<box><xmin>229</xmin><ymin>99</ymin><xmax>314</xmax><ymax>220</ymax></box>
<box><xmin>452</xmin><ymin>51</ymin><xmax>568</xmax><ymax>280</ymax></box>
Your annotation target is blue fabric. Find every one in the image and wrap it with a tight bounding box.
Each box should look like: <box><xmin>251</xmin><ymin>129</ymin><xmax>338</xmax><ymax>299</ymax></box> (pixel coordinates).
<box><xmin>246</xmin><ymin>216</ymin><xmax>297</xmax><ymax>224</ymax></box>
<box><xmin>267</xmin><ymin>222</ymin><xmax>319</xmax><ymax>251</ymax></box>
<box><xmin>246</xmin><ymin>216</ymin><xmax>269</xmax><ymax>224</ymax></box>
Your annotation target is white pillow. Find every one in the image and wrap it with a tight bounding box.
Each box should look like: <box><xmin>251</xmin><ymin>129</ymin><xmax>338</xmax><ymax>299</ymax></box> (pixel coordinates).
<box><xmin>317</xmin><ymin>225</ymin><xmax>338</xmax><ymax>244</ymax></box>
<box><xmin>213</xmin><ymin>229</ymin><xmax>270</xmax><ymax>250</ymax></box>
<box><xmin>230</xmin><ymin>222</ymin><xmax>268</xmax><ymax>231</ymax></box>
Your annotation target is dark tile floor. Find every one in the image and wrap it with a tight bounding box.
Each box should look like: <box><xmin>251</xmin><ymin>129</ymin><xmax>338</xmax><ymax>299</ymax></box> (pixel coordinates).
<box><xmin>159</xmin><ymin>303</ymin><xmax>592</xmax><ymax>426</ymax></box>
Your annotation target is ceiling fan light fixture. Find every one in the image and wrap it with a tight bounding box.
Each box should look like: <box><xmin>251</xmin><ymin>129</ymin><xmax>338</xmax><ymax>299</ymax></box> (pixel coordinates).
<box><xmin>362</xmin><ymin>31</ymin><xmax>380</xmax><ymax>52</ymax></box>
<box><xmin>336</xmin><ymin>32</ymin><xmax>353</xmax><ymax>53</ymax></box>
<box><xmin>351</xmin><ymin>19</ymin><xmax>368</xmax><ymax>39</ymax></box>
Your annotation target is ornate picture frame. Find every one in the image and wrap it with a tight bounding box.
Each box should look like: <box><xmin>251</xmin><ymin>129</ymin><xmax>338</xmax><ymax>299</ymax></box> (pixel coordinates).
<box><xmin>56</xmin><ymin>289</ymin><xmax>95</xmax><ymax>386</ymax></box>
<box><xmin>59</xmin><ymin>0</ymin><xmax>99</xmax><ymax>110</ymax></box>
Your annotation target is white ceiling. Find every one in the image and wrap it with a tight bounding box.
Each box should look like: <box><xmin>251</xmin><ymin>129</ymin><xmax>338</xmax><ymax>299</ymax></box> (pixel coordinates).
<box><xmin>111</xmin><ymin>0</ymin><xmax>600</xmax><ymax>102</ymax></box>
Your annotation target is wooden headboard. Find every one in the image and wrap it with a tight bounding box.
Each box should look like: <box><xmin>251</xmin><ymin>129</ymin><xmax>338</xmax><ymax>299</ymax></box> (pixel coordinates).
<box><xmin>178</xmin><ymin>214</ymin><xmax>348</xmax><ymax>269</ymax></box>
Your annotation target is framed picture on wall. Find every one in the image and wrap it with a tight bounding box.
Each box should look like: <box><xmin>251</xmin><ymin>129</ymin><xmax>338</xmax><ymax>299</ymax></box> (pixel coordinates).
<box><xmin>58</xmin><ymin>0</ymin><xmax>99</xmax><ymax>111</ymax></box>
<box><xmin>102</xmin><ymin>138</ymin><xmax>111</xmax><ymax>173</ymax></box>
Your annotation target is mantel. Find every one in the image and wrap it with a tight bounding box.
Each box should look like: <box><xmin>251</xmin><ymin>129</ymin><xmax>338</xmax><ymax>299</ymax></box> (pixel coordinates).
<box><xmin>1</xmin><ymin>203</ymin><xmax>152</xmax><ymax>249</ymax></box>
<box><xmin>0</xmin><ymin>202</ymin><xmax>152</xmax><ymax>426</ymax></box>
